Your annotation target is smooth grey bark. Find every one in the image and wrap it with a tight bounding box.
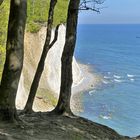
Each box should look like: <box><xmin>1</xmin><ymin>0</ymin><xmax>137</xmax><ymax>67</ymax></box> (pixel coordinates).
<box><xmin>0</xmin><ymin>0</ymin><xmax>27</xmax><ymax>121</ymax></box>
<box><xmin>52</xmin><ymin>0</ymin><xmax>80</xmax><ymax>115</ymax></box>
<box><xmin>24</xmin><ymin>0</ymin><xmax>58</xmax><ymax>113</ymax></box>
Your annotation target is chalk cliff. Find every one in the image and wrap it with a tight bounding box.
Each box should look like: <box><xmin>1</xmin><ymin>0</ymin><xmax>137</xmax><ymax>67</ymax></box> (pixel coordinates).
<box><xmin>16</xmin><ymin>25</ymin><xmax>83</xmax><ymax>110</ymax></box>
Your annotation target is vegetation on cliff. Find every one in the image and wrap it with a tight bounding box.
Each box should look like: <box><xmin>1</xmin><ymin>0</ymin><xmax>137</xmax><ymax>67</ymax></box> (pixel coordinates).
<box><xmin>0</xmin><ymin>0</ymin><xmax>68</xmax><ymax>78</ymax></box>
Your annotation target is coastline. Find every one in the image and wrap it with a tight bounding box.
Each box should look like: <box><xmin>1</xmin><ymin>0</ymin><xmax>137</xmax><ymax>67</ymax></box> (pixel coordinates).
<box><xmin>72</xmin><ymin>63</ymin><xmax>102</xmax><ymax>94</ymax></box>
<box><xmin>71</xmin><ymin>62</ymin><xmax>102</xmax><ymax>113</ymax></box>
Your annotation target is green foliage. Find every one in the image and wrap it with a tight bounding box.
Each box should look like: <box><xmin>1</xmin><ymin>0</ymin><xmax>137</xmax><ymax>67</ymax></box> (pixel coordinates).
<box><xmin>0</xmin><ymin>52</ymin><xmax>4</xmax><ymax>80</ymax></box>
<box><xmin>0</xmin><ymin>45</ymin><xmax>5</xmax><ymax>79</ymax></box>
<box><xmin>26</xmin><ymin>0</ymin><xmax>68</xmax><ymax>32</ymax></box>
<box><xmin>26</xmin><ymin>0</ymin><xmax>49</xmax><ymax>32</ymax></box>
<box><xmin>54</xmin><ymin>0</ymin><xmax>68</xmax><ymax>25</ymax></box>
<box><xmin>0</xmin><ymin>0</ymin><xmax>9</xmax><ymax>79</ymax></box>
<box><xmin>0</xmin><ymin>0</ymin><xmax>68</xmax><ymax>79</ymax></box>
<box><xmin>0</xmin><ymin>0</ymin><xmax>9</xmax><ymax>48</ymax></box>
<box><xmin>26</xmin><ymin>21</ymin><xmax>41</xmax><ymax>33</ymax></box>
<box><xmin>0</xmin><ymin>0</ymin><xmax>68</xmax><ymax>44</ymax></box>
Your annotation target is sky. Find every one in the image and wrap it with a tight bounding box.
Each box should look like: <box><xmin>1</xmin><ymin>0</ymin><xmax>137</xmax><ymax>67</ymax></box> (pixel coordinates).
<box><xmin>79</xmin><ymin>0</ymin><xmax>140</xmax><ymax>24</ymax></box>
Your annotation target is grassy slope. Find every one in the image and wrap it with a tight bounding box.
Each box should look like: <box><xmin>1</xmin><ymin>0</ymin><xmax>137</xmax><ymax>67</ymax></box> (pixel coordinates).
<box><xmin>27</xmin><ymin>0</ymin><xmax>68</xmax><ymax>32</ymax></box>
<box><xmin>0</xmin><ymin>0</ymin><xmax>68</xmax><ymax>78</ymax></box>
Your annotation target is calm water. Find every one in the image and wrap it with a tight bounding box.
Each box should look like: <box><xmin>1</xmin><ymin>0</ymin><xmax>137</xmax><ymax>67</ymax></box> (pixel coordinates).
<box><xmin>75</xmin><ymin>24</ymin><xmax>140</xmax><ymax>137</ymax></box>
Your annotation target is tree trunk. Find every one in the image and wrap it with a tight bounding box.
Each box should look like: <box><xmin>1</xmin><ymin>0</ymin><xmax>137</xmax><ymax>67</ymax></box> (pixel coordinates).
<box><xmin>24</xmin><ymin>0</ymin><xmax>57</xmax><ymax>113</ymax></box>
<box><xmin>53</xmin><ymin>0</ymin><xmax>80</xmax><ymax>115</ymax></box>
<box><xmin>0</xmin><ymin>0</ymin><xmax>27</xmax><ymax>121</ymax></box>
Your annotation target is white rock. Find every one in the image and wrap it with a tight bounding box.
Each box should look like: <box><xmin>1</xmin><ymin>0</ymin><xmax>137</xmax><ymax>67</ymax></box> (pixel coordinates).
<box><xmin>16</xmin><ymin>25</ymin><xmax>83</xmax><ymax>109</ymax></box>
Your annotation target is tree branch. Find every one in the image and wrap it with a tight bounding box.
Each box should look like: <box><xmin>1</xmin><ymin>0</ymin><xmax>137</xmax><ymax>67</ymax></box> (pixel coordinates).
<box><xmin>49</xmin><ymin>24</ymin><xmax>60</xmax><ymax>49</ymax></box>
<box><xmin>79</xmin><ymin>0</ymin><xmax>105</xmax><ymax>13</ymax></box>
<box><xmin>79</xmin><ymin>7</ymin><xmax>100</xmax><ymax>13</ymax></box>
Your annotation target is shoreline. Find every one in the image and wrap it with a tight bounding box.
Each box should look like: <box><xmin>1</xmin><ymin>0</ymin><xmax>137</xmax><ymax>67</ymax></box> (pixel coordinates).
<box><xmin>71</xmin><ymin>62</ymin><xmax>103</xmax><ymax>113</ymax></box>
<box><xmin>72</xmin><ymin>63</ymin><xmax>102</xmax><ymax>94</ymax></box>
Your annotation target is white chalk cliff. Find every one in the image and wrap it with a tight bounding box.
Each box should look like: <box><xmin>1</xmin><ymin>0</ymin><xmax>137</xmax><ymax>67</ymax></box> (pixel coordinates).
<box><xmin>16</xmin><ymin>25</ymin><xmax>83</xmax><ymax>110</ymax></box>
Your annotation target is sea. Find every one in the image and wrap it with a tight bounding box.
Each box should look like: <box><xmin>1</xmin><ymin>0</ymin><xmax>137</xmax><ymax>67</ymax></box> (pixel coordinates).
<box><xmin>75</xmin><ymin>24</ymin><xmax>140</xmax><ymax>137</ymax></box>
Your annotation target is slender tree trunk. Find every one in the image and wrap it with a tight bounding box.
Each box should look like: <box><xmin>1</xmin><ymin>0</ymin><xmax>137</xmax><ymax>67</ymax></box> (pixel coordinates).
<box><xmin>53</xmin><ymin>0</ymin><xmax>80</xmax><ymax>115</ymax></box>
<box><xmin>24</xmin><ymin>0</ymin><xmax>57</xmax><ymax>113</ymax></box>
<box><xmin>0</xmin><ymin>0</ymin><xmax>27</xmax><ymax>121</ymax></box>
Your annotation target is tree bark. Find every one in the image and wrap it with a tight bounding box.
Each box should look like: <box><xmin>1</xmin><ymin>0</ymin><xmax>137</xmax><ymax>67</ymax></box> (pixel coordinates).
<box><xmin>0</xmin><ymin>0</ymin><xmax>27</xmax><ymax>121</ymax></box>
<box><xmin>53</xmin><ymin>0</ymin><xmax>80</xmax><ymax>115</ymax></box>
<box><xmin>24</xmin><ymin>0</ymin><xmax>58</xmax><ymax>113</ymax></box>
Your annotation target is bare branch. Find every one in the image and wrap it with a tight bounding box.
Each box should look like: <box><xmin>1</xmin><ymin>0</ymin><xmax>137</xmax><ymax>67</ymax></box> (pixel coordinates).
<box><xmin>79</xmin><ymin>7</ymin><xmax>100</xmax><ymax>13</ymax></box>
<box><xmin>79</xmin><ymin>0</ymin><xmax>105</xmax><ymax>13</ymax></box>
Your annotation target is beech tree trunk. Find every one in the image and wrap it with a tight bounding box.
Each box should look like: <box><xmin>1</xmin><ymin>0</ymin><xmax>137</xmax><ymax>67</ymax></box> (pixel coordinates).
<box><xmin>53</xmin><ymin>0</ymin><xmax>80</xmax><ymax>115</ymax></box>
<box><xmin>24</xmin><ymin>0</ymin><xmax>57</xmax><ymax>113</ymax></box>
<box><xmin>0</xmin><ymin>0</ymin><xmax>27</xmax><ymax>121</ymax></box>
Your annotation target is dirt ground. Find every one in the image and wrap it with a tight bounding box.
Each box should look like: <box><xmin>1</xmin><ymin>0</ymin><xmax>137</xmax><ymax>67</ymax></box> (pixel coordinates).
<box><xmin>0</xmin><ymin>112</ymin><xmax>138</xmax><ymax>140</ymax></box>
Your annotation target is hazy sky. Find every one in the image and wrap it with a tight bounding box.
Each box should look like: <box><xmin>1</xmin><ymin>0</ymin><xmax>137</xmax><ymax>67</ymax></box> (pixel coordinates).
<box><xmin>79</xmin><ymin>0</ymin><xmax>140</xmax><ymax>24</ymax></box>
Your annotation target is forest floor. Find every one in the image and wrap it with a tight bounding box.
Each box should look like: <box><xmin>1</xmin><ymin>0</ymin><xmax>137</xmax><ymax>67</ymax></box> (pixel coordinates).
<box><xmin>0</xmin><ymin>112</ymin><xmax>138</xmax><ymax>140</ymax></box>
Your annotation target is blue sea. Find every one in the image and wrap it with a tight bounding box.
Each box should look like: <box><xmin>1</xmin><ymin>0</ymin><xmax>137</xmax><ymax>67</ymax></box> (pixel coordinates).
<box><xmin>75</xmin><ymin>24</ymin><xmax>140</xmax><ymax>137</ymax></box>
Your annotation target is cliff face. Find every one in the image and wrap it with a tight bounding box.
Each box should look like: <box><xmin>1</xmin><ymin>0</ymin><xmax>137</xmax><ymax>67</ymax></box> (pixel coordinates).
<box><xmin>39</xmin><ymin>25</ymin><xmax>83</xmax><ymax>95</ymax></box>
<box><xmin>16</xmin><ymin>25</ymin><xmax>83</xmax><ymax>110</ymax></box>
